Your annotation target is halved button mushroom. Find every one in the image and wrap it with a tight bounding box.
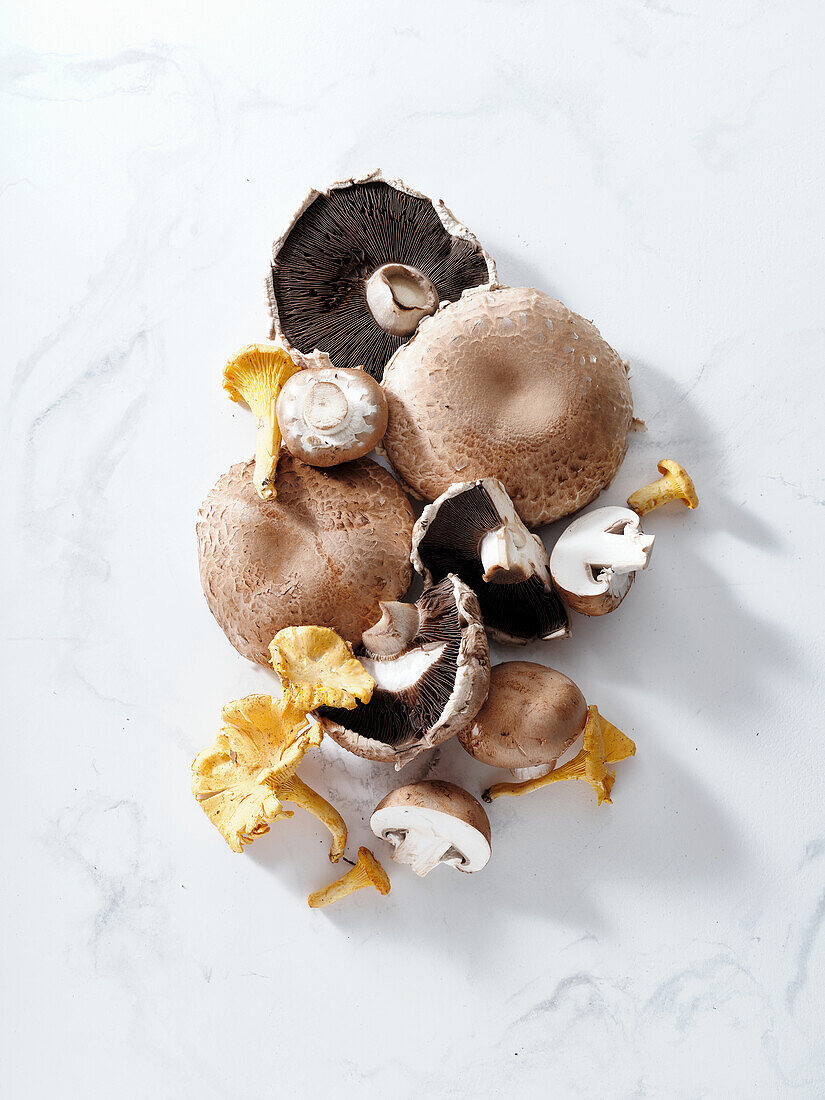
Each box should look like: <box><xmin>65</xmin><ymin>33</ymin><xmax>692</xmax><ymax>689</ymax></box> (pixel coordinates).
<box><xmin>276</xmin><ymin>352</ymin><xmax>388</xmax><ymax>467</ymax></box>
<box><xmin>381</xmin><ymin>285</ymin><xmax>634</xmax><ymax>526</ymax></box>
<box><xmin>317</xmin><ymin>576</ymin><xmax>490</xmax><ymax>769</ymax></box>
<box><xmin>549</xmin><ymin>506</ymin><xmax>655</xmax><ymax>616</ymax></box>
<box><xmin>458</xmin><ymin>661</ymin><xmax>587</xmax><ymax>781</ymax></box>
<box><xmin>370</xmin><ymin>780</ymin><xmax>491</xmax><ymax>876</ymax></box>
<box><xmin>267</xmin><ymin>171</ymin><xmax>496</xmax><ymax>379</ymax></box>
<box><xmin>411</xmin><ymin>479</ymin><xmax>569</xmax><ymax>645</ymax></box>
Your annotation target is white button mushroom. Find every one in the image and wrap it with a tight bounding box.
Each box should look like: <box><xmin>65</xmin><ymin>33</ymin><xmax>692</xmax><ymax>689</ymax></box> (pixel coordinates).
<box><xmin>370</xmin><ymin>780</ymin><xmax>491</xmax><ymax>876</ymax></box>
<box><xmin>549</xmin><ymin>506</ymin><xmax>655</xmax><ymax>616</ymax></box>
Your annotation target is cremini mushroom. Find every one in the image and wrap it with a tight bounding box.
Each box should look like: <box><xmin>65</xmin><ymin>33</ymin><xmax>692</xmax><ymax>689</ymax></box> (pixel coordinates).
<box><xmin>276</xmin><ymin>352</ymin><xmax>388</xmax><ymax>467</ymax></box>
<box><xmin>381</xmin><ymin>285</ymin><xmax>634</xmax><ymax>526</ymax></box>
<box><xmin>222</xmin><ymin>344</ymin><xmax>302</xmax><ymax>500</ymax></box>
<box><xmin>549</xmin><ymin>506</ymin><xmax>655</xmax><ymax>616</ymax></box>
<box><xmin>197</xmin><ymin>455</ymin><xmax>414</xmax><ymax>665</ymax></box>
<box><xmin>269</xmin><ymin>626</ymin><xmax>375</xmax><ymax>711</ymax></box>
<box><xmin>307</xmin><ymin>847</ymin><xmax>391</xmax><ymax>908</ymax></box>
<box><xmin>370</xmin><ymin>780</ymin><xmax>491</xmax><ymax>876</ymax></box>
<box><xmin>411</xmin><ymin>479</ymin><xmax>569</xmax><ymax>645</ymax></box>
<box><xmin>483</xmin><ymin>705</ymin><xmax>636</xmax><ymax>805</ymax></box>
<box><xmin>317</xmin><ymin>575</ymin><xmax>490</xmax><ymax>769</ymax></box>
<box><xmin>627</xmin><ymin>459</ymin><xmax>698</xmax><ymax>516</ymax></box>
<box><xmin>191</xmin><ymin>694</ymin><xmax>347</xmax><ymax>860</ymax></box>
<box><xmin>458</xmin><ymin>661</ymin><xmax>588</xmax><ymax>781</ymax></box>
<box><xmin>267</xmin><ymin>171</ymin><xmax>496</xmax><ymax>379</ymax></box>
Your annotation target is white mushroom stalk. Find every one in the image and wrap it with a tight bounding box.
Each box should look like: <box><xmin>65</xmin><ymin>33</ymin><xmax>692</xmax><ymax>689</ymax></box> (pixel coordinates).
<box><xmin>549</xmin><ymin>506</ymin><xmax>655</xmax><ymax>617</ymax></box>
<box><xmin>365</xmin><ymin>263</ymin><xmax>438</xmax><ymax>336</ymax></box>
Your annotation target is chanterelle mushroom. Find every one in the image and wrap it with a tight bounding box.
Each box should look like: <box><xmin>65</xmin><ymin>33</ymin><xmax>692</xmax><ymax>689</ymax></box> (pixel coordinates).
<box><xmin>222</xmin><ymin>344</ymin><xmax>302</xmax><ymax>500</ymax></box>
<box><xmin>627</xmin><ymin>459</ymin><xmax>698</xmax><ymax>516</ymax></box>
<box><xmin>307</xmin><ymin>847</ymin><xmax>391</xmax><ymax>909</ymax></box>
<box><xmin>317</xmin><ymin>575</ymin><xmax>490</xmax><ymax>769</ymax></box>
<box><xmin>370</xmin><ymin>780</ymin><xmax>491</xmax><ymax>877</ymax></box>
<box><xmin>197</xmin><ymin>455</ymin><xmax>413</xmax><ymax>665</ymax></box>
<box><xmin>381</xmin><ymin>285</ymin><xmax>634</xmax><ymax>526</ymax></box>
<box><xmin>270</xmin><ymin>625</ymin><xmax>375</xmax><ymax>711</ymax></box>
<box><xmin>549</xmin><ymin>506</ymin><xmax>655</xmax><ymax>616</ymax></box>
<box><xmin>458</xmin><ymin>661</ymin><xmax>588</xmax><ymax>782</ymax></box>
<box><xmin>191</xmin><ymin>694</ymin><xmax>347</xmax><ymax>860</ymax></box>
<box><xmin>484</xmin><ymin>705</ymin><xmax>636</xmax><ymax>805</ymax></box>
<box><xmin>411</xmin><ymin>479</ymin><xmax>569</xmax><ymax>645</ymax></box>
<box><xmin>267</xmin><ymin>171</ymin><xmax>496</xmax><ymax>379</ymax></box>
<box><xmin>276</xmin><ymin>352</ymin><xmax>388</xmax><ymax>467</ymax></box>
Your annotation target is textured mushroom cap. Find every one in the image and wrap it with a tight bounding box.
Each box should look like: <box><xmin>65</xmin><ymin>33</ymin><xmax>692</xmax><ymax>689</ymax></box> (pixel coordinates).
<box><xmin>267</xmin><ymin>171</ymin><xmax>496</xmax><ymax>380</ymax></box>
<box><xmin>374</xmin><ymin>780</ymin><xmax>491</xmax><ymax>845</ymax></box>
<box><xmin>458</xmin><ymin>661</ymin><xmax>587</xmax><ymax>770</ymax></box>
<box><xmin>197</xmin><ymin>455</ymin><xmax>414</xmax><ymax>665</ymax></box>
<box><xmin>381</xmin><ymin>285</ymin><xmax>634</xmax><ymax>526</ymax></box>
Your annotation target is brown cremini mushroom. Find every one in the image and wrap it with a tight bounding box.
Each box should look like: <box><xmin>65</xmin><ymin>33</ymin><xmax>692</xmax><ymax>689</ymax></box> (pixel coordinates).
<box><xmin>627</xmin><ymin>459</ymin><xmax>698</xmax><ymax>516</ymax></box>
<box><xmin>317</xmin><ymin>576</ymin><xmax>490</xmax><ymax>769</ymax></box>
<box><xmin>197</xmin><ymin>455</ymin><xmax>413</xmax><ymax>665</ymax></box>
<box><xmin>267</xmin><ymin>171</ymin><xmax>496</xmax><ymax>379</ymax></box>
<box><xmin>381</xmin><ymin>285</ymin><xmax>634</xmax><ymax>526</ymax></box>
<box><xmin>276</xmin><ymin>352</ymin><xmax>388</xmax><ymax>467</ymax></box>
<box><xmin>458</xmin><ymin>662</ymin><xmax>588</xmax><ymax>781</ymax></box>
<box><xmin>307</xmin><ymin>847</ymin><xmax>391</xmax><ymax>908</ymax></box>
<box><xmin>370</xmin><ymin>780</ymin><xmax>491</xmax><ymax>876</ymax></box>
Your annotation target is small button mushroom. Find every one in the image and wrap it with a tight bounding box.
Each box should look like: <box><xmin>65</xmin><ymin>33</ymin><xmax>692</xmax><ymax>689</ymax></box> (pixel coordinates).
<box><xmin>483</xmin><ymin>705</ymin><xmax>636</xmax><ymax>805</ymax></box>
<box><xmin>627</xmin><ymin>459</ymin><xmax>698</xmax><ymax>516</ymax></box>
<box><xmin>549</xmin><ymin>506</ymin><xmax>655</xmax><ymax>616</ymax></box>
<box><xmin>307</xmin><ymin>847</ymin><xmax>390</xmax><ymax>908</ymax></box>
<box><xmin>370</xmin><ymin>781</ymin><xmax>491</xmax><ymax>876</ymax></box>
<box><xmin>458</xmin><ymin>662</ymin><xmax>588</xmax><ymax>782</ymax></box>
<box><xmin>276</xmin><ymin>355</ymin><xmax>389</xmax><ymax>467</ymax></box>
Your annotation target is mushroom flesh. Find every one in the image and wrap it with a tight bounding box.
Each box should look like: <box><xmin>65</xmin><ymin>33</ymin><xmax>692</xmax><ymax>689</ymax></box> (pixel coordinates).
<box><xmin>267</xmin><ymin>171</ymin><xmax>496</xmax><ymax>380</ymax></box>
<box><xmin>197</xmin><ymin>455</ymin><xmax>413</xmax><ymax>665</ymax></box>
<box><xmin>317</xmin><ymin>575</ymin><xmax>490</xmax><ymax>769</ymax></box>
<box><xmin>381</xmin><ymin>285</ymin><xmax>634</xmax><ymax>526</ymax></box>
<box><xmin>411</xmin><ymin>479</ymin><xmax>569</xmax><ymax>645</ymax></box>
<box><xmin>276</xmin><ymin>352</ymin><xmax>388</xmax><ymax>467</ymax></box>
<box><xmin>458</xmin><ymin>661</ymin><xmax>588</xmax><ymax>782</ymax></box>
<box><xmin>549</xmin><ymin>506</ymin><xmax>655</xmax><ymax>616</ymax></box>
<box><xmin>370</xmin><ymin>780</ymin><xmax>491</xmax><ymax>876</ymax></box>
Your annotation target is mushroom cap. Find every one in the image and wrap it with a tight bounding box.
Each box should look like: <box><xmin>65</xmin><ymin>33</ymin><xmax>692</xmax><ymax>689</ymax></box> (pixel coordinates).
<box><xmin>458</xmin><ymin>661</ymin><xmax>587</xmax><ymax>771</ymax></box>
<box><xmin>381</xmin><ymin>285</ymin><xmax>634</xmax><ymax>527</ymax></box>
<box><xmin>197</xmin><ymin>455</ymin><xmax>414</xmax><ymax>665</ymax></box>
<box><xmin>267</xmin><ymin>171</ymin><xmax>496</xmax><ymax>380</ymax></box>
<box><xmin>373</xmin><ymin>780</ymin><xmax>492</xmax><ymax>845</ymax></box>
<box><xmin>318</xmin><ymin>575</ymin><xmax>490</xmax><ymax>769</ymax></box>
<box><xmin>276</xmin><ymin>363</ymin><xmax>388</xmax><ymax>467</ymax></box>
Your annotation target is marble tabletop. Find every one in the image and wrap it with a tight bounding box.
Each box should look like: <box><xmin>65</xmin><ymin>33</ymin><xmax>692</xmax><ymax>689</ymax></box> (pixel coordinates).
<box><xmin>3</xmin><ymin>2</ymin><xmax>824</xmax><ymax>1097</ymax></box>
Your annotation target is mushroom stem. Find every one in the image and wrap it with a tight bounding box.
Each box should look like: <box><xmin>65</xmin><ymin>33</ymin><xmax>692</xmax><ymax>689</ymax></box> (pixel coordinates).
<box><xmin>627</xmin><ymin>459</ymin><xmax>698</xmax><ymax>517</ymax></box>
<box><xmin>361</xmin><ymin>601</ymin><xmax>421</xmax><ymax>657</ymax></box>
<box><xmin>365</xmin><ymin>263</ymin><xmax>438</xmax><ymax>337</ymax></box>
<box><xmin>275</xmin><ymin>774</ymin><xmax>347</xmax><ymax>862</ymax></box>
<box><xmin>307</xmin><ymin>847</ymin><xmax>391</xmax><ymax>908</ymax></box>
<box><xmin>510</xmin><ymin>763</ymin><xmax>554</xmax><ymax>782</ymax></box>
<box><xmin>253</xmin><ymin>398</ymin><xmax>282</xmax><ymax>500</ymax></box>
<box><xmin>479</xmin><ymin>525</ymin><xmax>531</xmax><ymax>584</ymax></box>
<box><xmin>388</xmin><ymin>829</ymin><xmax>454</xmax><ymax>877</ymax></box>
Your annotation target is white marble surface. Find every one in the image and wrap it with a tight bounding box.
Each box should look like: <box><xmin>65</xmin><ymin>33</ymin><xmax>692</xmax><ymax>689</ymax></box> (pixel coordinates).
<box><xmin>3</xmin><ymin>2</ymin><xmax>825</xmax><ymax>1096</ymax></box>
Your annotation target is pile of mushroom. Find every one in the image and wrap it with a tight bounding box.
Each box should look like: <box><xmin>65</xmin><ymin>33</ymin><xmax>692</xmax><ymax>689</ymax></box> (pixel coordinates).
<box><xmin>190</xmin><ymin>169</ymin><xmax>699</xmax><ymax>908</ymax></box>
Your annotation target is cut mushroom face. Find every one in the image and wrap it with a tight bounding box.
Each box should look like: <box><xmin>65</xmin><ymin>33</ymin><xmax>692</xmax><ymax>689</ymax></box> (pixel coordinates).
<box><xmin>370</xmin><ymin>780</ymin><xmax>491</xmax><ymax>876</ymax></box>
<box><xmin>276</xmin><ymin>353</ymin><xmax>388</xmax><ymax>467</ymax></box>
<box><xmin>317</xmin><ymin>575</ymin><xmax>490</xmax><ymax>769</ymax></box>
<box><xmin>267</xmin><ymin>171</ymin><xmax>496</xmax><ymax>380</ymax></box>
<box><xmin>458</xmin><ymin>662</ymin><xmax>588</xmax><ymax>781</ymax></box>
<box><xmin>549</xmin><ymin>506</ymin><xmax>655</xmax><ymax>616</ymax></box>
<box><xmin>381</xmin><ymin>285</ymin><xmax>634</xmax><ymax>526</ymax></box>
<box><xmin>411</xmin><ymin>479</ymin><xmax>569</xmax><ymax>645</ymax></box>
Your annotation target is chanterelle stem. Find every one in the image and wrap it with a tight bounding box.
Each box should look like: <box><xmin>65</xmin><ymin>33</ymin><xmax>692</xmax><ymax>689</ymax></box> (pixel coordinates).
<box><xmin>307</xmin><ymin>847</ymin><xmax>390</xmax><ymax>908</ymax></box>
<box><xmin>253</xmin><ymin>398</ymin><xmax>282</xmax><ymax>500</ymax></box>
<box><xmin>276</xmin><ymin>774</ymin><xmax>347</xmax><ymax>862</ymax></box>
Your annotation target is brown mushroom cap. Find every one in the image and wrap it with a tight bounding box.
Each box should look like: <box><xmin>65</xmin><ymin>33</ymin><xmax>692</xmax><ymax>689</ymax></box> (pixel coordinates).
<box><xmin>458</xmin><ymin>661</ymin><xmax>587</xmax><ymax>771</ymax></box>
<box><xmin>381</xmin><ymin>285</ymin><xmax>634</xmax><ymax>527</ymax></box>
<box><xmin>374</xmin><ymin>780</ymin><xmax>491</xmax><ymax>845</ymax></box>
<box><xmin>197</xmin><ymin>455</ymin><xmax>414</xmax><ymax>665</ymax></box>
